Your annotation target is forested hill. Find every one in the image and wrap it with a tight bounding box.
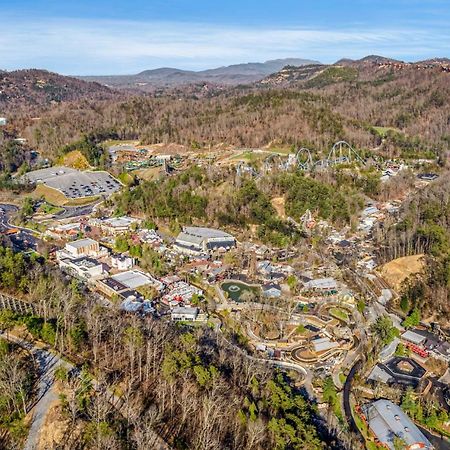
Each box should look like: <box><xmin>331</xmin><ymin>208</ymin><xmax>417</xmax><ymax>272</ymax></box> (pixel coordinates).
<box><xmin>0</xmin><ymin>69</ymin><xmax>118</xmax><ymax>117</ymax></box>
<box><xmin>21</xmin><ymin>57</ymin><xmax>450</xmax><ymax>159</ymax></box>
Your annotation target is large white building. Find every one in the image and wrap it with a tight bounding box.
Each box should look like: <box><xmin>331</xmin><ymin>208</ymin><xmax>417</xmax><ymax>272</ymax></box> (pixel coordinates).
<box><xmin>59</xmin><ymin>257</ymin><xmax>104</xmax><ymax>281</ymax></box>
<box><xmin>91</xmin><ymin>216</ymin><xmax>140</xmax><ymax>235</ymax></box>
<box><xmin>361</xmin><ymin>400</ymin><xmax>432</xmax><ymax>450</ymax></box>
<box><xmin>110</xmin><ymin>269</ymin><xmax>163</xmax><ymax>291</ymax></box>
<box><xmin>56</xmin><ymin>238</ymin><xmax>108</xmax><ymax>261</ymax></box>
<box><xmin>174</xmin><ymin>226</ymin><xmax>236</xmax><ymax>255</ymax></box>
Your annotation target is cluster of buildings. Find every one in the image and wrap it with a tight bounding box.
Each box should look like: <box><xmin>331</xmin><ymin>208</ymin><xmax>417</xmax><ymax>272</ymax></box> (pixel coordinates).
<box><xmin>54</xmin><ymin>236</ymin><xmax>201</xmax><ymax>319</ymax></box>
<box><xmin>52</xmin><ymin>220</ymin><xmax>240</xmax><ymax>322</ymax></box>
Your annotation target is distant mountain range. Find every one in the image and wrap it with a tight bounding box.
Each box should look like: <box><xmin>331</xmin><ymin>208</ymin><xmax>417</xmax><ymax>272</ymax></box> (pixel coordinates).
<box><xmin>1</xmin><ymin>55</ymin><xmax>448</xmax><ymax>116</ymax></box>
<box><xmin>78</xmin><ymin>58</ymin><xmax>320</xmax><ymax>90</ymax></box>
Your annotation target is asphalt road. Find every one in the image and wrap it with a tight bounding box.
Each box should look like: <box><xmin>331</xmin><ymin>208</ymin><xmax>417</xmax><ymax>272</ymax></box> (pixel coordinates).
<box><xmin>55</xmin><ymin>203</ymin><xmax>97</xmax><ymax>219</ymax></box>
<box><xmin>342</xmin><ymin>360</ymin><xmax>364</xmax><ymax>442</ymax></box>
<box><xmin>0</xmin><ymin>203</ymin><xmax>40</xmax><ymax>252</ymax></box>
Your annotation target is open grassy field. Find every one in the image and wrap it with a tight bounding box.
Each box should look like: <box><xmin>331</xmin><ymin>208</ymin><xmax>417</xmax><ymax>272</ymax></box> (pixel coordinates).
<box><xmin>378</xmin><ymin>254</ymin><xmax>425</xmax><ymax>291</ymax></box>
<box><xmin>371</xmin><ymin>126</ymin><xmax>400</xmax><ymax>137</ymax></box>
<box><xmin>271</xmin><ymin>196</ymin><xmax>286</xmax><ymax>218</ymax></box>
<box><xmin>134</xmin><ymin>166</ymin><xmax>162</xmax><ymax>181</ymax></box>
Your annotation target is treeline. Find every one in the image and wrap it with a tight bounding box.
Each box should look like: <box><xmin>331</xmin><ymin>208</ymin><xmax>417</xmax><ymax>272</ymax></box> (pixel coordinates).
<box><xmin>0</xmin><ymin>337</ymin><xmax>36</xmax><ymax>448</ymax></box>
<box><xmin>60</xmin><ymin>129</ymin><xmax>119</xmax><ymax>168</ymax></box>
<box><xmin>0</xmin><ymin>247</ymin><xmax>332</xmax><ymax>449</ymax></box>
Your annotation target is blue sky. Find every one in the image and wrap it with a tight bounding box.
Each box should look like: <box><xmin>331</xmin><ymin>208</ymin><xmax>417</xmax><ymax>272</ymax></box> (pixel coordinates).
<box><xmin>1</xmin><ymin>0</ymin><xmax>449</xmax><ymax>74</ymax></box>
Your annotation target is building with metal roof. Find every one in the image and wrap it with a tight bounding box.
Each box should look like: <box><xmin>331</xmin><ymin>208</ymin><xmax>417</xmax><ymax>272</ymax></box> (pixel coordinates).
<box><xmin>110</xmin><ymin>270</ymin><xmax>163</xmax><ymax>291</ymax></box>
<box><xmin>401</xmin><ymin>330</ymin><xmax>427</xmax><ymax>345</ymax></box>
<box><xmin>174</xmin><ymin>226</ymin><xmax>236</xmax><ymax>255</ymax></box>
<box><xmin>361</xmin><ymin>399</ymin><xmax>433</xmax><ymax>449</ymax></box>
<box><xmin>303</xmin><ymin>277</ymin><xmax>338</xmax><ymax>291</ymax></box>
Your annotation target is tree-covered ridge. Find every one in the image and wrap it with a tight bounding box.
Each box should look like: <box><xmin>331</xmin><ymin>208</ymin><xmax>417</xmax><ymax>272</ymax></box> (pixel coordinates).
<box><xmin>113</xmin><ymin>166</ymin><xmax>363</xmax><ymax>246</ymax></box>
<box><xmin>0</xmin><ymin>337</ymin><xmax>36</xmax><ymax>448</ymax></box>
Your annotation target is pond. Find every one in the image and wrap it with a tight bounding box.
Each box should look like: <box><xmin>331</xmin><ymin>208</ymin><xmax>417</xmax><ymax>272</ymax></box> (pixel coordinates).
<box><xmin>221</xmin><ymin>281</ymin><xmax>261</xmax><ymax>302</ymax></box>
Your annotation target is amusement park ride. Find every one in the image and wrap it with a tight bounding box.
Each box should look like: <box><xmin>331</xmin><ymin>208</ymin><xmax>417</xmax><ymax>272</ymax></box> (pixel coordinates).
<box><xmin>236</xmin><ymin>141</ymin><xmax>366</xmax><ymax>177</ymax></box>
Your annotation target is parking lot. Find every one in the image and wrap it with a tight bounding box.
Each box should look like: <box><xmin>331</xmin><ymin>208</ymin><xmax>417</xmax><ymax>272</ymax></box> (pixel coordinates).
<box><xmin>22</xmin><ymin>166</ymin><xmax>122</xmax><ymax>199</ymax></box>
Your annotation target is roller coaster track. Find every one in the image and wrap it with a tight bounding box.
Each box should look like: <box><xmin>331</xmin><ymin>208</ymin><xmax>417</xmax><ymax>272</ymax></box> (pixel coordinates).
<box><xmin>235</xmin><ymin>141</ymin><xmax>366</xmax><ymax>177</ymax></box>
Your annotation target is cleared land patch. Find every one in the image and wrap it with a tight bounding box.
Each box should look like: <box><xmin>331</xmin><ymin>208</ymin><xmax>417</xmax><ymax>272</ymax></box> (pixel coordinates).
<box><xmin>378</xmin><ymin>254</ymin><xmax>425</xmax><ymax>291</ymax></box>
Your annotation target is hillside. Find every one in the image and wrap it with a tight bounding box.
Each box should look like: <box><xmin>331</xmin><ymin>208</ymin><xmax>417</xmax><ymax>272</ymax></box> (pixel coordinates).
<box><xmin>0</xmin><ymin>69</ymin><xmax>118</xmax><ymax>117</ymax></box>
<box><xmin>79</xmin><ymin>58</ymin><xmax>320</xmax><ymax>90</ymax></box>
<box><xmin>21</xmin><ymin>55</ymin><xmax>450</xmax><ymax>161</ymax></box>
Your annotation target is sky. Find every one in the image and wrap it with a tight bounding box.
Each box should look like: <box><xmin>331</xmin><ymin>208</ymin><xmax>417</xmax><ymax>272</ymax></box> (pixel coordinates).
<box><xmin>0</xmin><ymin>0</ymin><xmax>449</xmax><ymax>75</ymax></box>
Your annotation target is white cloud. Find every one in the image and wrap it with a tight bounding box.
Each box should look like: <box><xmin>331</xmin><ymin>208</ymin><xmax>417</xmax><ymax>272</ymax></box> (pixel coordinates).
<box><xmin>0</xmin><ymin>16</ymin><xmax>448</xmax><ymax>74</ymax></box>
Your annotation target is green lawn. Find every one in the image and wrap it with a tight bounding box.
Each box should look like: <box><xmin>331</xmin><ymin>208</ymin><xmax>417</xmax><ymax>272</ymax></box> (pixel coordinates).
<box><xmin>329</xmin><ymin>307</ymin><xmax>350</xmax><ymax>322</ymax></box>
<box><xmin>38</xmin><ymin>202</ymin><xmax>64</xmax><ymax>215</ymax></box>
<box><xmin>371</xmin><ymin>126</ymin><xmax>400</xmax><ymax>137</ymax></box>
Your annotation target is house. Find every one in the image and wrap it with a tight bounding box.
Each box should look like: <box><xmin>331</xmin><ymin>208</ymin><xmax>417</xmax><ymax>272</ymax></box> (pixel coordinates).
<box><xmin>262</xmin><ymin>283</ymin><xmax>282</xmax><ymax>298</ymax></box>
<box><xmin>110</xmin><ymin>254</ymin><xmax>134</xmax><ymax>271</ymax></box>
<box><xmin>174</xmin><ymin>226</ymin><xmax>236</xmax><ymax>256</ymax></box>
<box><xmin>171</xmin><ymin>306</ymin><xmax>199</xmax><ymax>321</ymax></box>
<box><xmin>360</xmin><ymin>399</ymin><xmax>433</xmax><ymax>450</ymax></box>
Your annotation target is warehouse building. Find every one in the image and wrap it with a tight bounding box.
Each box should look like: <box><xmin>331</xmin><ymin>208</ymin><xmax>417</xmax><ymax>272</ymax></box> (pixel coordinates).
<box><xmin>110</xmin><ymin>269</ymin><xmax>163</xmax><ymax>291</ymax></box>
<box><xmin>360</xmin><ymin>399</ymin><xmax>433</xmax><ymax>450</ymax></box>
<box><xmin>174</xmin><ymin>226</ymin><xmax>236</xmax><ymax>255</ymax></box>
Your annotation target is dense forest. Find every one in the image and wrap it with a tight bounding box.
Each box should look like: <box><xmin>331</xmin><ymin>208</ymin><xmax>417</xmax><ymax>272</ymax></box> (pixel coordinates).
<box><xmin>0</xmin><ymin>246</ymin><xmax>337</xmax><ymax>449</ymax></box>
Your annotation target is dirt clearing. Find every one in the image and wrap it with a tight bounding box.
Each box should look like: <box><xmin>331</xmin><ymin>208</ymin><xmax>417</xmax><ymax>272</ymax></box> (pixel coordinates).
<box><xmin>378</xmin><ymin>254</ymin><xmax>425</xmax><ymax>290</ymax></box>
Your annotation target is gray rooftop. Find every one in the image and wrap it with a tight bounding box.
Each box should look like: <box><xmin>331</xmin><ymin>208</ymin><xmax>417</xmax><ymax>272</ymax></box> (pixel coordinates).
<box><xmin>304</xmin><ymin>277</ymin><xmax>337</xmax><ymax>290</ymax></box>
<box><xmin>172</xmin><ymin>306</ymin><xmax>199</xmax><ymax>315</ymax></box>
<box><xmin>361</xmin><ymin>400</ymin><xmax>433</xmax><ymax>450</ymax></box>
<box><xmin>402</xmin><ymin>330</ymin><xmax>426</xmax><ymax>345</ymax></box>
<box><xmin>183</xmin><ymin>226</ymin><xmax>234</xmax><ymax>240</ymax></box>
<box><xmin>67</xmin><ymin>238</ymin><xmax>98</xmax><ymax>249</ymax></box>
<box><xmin>367</xmin><ymin>365</ymin><xmax>393</xmax><ymax>384</ymax></box>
